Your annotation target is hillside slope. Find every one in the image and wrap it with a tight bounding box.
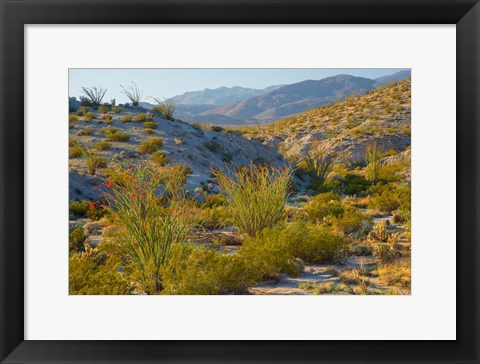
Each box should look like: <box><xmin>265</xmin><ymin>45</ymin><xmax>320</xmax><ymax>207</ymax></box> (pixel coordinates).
<box><xmin>69</xmin><ymin>109</ymin><xmax>286</xmax><ymax>201</ymax></box>
<box><xmin>241</xmin><ymin>78</ymin><xmax>411</xmax><ymax>164</ymax></box>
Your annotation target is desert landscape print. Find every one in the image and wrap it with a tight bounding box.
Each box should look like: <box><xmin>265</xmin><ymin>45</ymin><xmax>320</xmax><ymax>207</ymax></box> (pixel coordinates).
<box><xmin>69</xmin><ymin>68</ymin><xmax>411</xmax><ymax>295</ymax></box>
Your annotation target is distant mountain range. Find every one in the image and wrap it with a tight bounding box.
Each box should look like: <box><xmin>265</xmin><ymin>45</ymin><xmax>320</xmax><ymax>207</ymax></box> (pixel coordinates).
<box><xmin>171</xmin><ymin>85</ymin><xmax>283</xmax><ymax>105</ymax></box>
<box><xmin>139</xmin><ymin>70</ymin><xmax>411</xmax><ymax>126</ymax></box>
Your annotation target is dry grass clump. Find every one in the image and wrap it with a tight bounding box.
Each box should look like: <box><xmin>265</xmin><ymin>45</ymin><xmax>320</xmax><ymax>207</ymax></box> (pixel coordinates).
<box><xmin>144</xmin><ymin>121</ymin><xmax>158</xmax><ymax>129</ymax></box>
<box><xmin>78</xmin><ymin>126</ymin><xmax>94</xmax><ymax>136</ymax></box>
<box><xmin>106</xmin><ymin>130</ymin><xmax>130</xmax><ymax>142</ymax></box>
<box><xmin>377</xmin><ymin>258</ymin><xmax>411</xmax><ymax>289</ymax></box>
<box><xmin>139</xmin><ymin>137</ymin><xmax>163</xmax><ymax>154</ymax></box>
<box><xmin>122</xmin><ymin>114</ymin><xmax>132</xmax><ymax>123</ymax></box>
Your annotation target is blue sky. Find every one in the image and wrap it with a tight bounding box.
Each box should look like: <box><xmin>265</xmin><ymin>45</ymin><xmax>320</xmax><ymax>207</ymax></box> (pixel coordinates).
<box><xmin>69</xmin><ymin>68</ymin><xmax>408</xmax><ymax>103</ymax></box>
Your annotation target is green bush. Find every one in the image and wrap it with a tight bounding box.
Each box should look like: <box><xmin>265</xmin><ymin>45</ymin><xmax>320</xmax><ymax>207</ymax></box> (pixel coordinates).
<box><xmin>69</xmin><ymin>144</ymin><xmax>84</xmax><ymax>158</ymax></box>
<box><xmin>144</xmin><ymin>121</ymin><xmax>158</xmax><ymax>129</ymax></box>
<box><xmin>98</xmin><ymin>105</ymin><xmax>111</xmax><ymax>114</ymax></box>
<box><xmin>69</xmin><ymin>200</ymin><xmax>90</xmax><ymax>217</ymax></box>
<box><xmin>204</xmin><ymin>194</ymin><xmax>227</xmax><ymax>208</ymax></box>
<box><xmin>95</xmin><ymin>140</ymin><xmax>111</xmax><ymax>150</ymax></box>
<box><xmin>69</xmin><ymin>115</ymin><xmax>79</xmax><ymax>123</ymax></box>
<box><xmin>283</xmin><ymin>221</ymin><xmax>349</xmax><ymax>264</ymax></box>
<box><xmin>329</xmin><ymin>206</ymin><xmax>373</xmax><ymax>236</ymax></box>
<box><xmin>84</xmin><ymin>112</ymin><xmax>96</xmax><ymax>122</ymax></box>
<box><xmin>69</xmin><ymin>245</ymin><xmax>132</xmax><ymax>295</ymax></box>
<box><xmin>151</xmin><ymin>150</ymin><xmax>168</xmax><ymax>165</ymax></box>
<box><xmin>78</xmin><ymin>126</ymin><xmax>94</xmax><ymax>136</ymax></box>
<box><xmin>238</xmin><ymin>227</ymin><xmax>299</xmax><ymax>281</ymax></box>
<box><xmin>341</xmin><ymin>173</ymin><xmax>371</xmax><ymax>196</ymax></box>
<box><xmin>215</xmin><ymin>164</ymin><xmax>292</xmax><ymax>237</ymax></box>
<box><xmin>368</xmin><ymin>183</ymin><xmax>411</xmax><ymax>214</ymax></box>
<box><xmin>77</xmin><ymin>106</ymin><xmax>89</xmax><ymax>116</ymax></box>
<box><xmin>69</xmin><ymin>226</ymin><xmax>87</xmax><ymax>254</ymax></box>
<box><xmin>304</xmin><ymin>192</ymin><xmax>344</xmax><ymax>222</ymax></box>
<box><xmin>161</xmin><ymin>246</ymin><xmax>250</xmax><ymax>295</ymax></box>
<box><xmin>106</xmin><ymin>131</ymin><xmax>130</xmax><ymax>142</ymax></box>
<box><xmin>139</xmin><ymin>137</ymin><xmax>163</xmax><ymax>154</ymax></box>
<box><xmin>122</xmin><ymin>114</ymin><xmax>132</xmax><ymax>123</ymax></box>
<box><xmin>112</xmin><ymin>107</ymin><xmax>123</xmax><ymax>113</ymax></box>
<box><xmin>197</xmin><ymin>205</ymin><xmax>229</xmax><ymax>230</ymax></box>
<box><xmin>99</xmin><ymin>126</ymin><xmax>116</xmax><ymax>135</ymax></box>
<box><xmin>143</xmin><ymin>128</ymin><xmax>155</xmax><ymax>135</ymax></box>
<box><xmin>133</xmin><ymin>113</ymin><xmax>146</xmax><ymax>122</ymax></box>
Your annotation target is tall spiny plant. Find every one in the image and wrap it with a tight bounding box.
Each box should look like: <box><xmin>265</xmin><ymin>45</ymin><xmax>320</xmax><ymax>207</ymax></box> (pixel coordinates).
<box><xmin>364</xmin><ymin>141</ymin><xmax>384</xmax><ymax>184</ymax></box>
<box><xmin>103</xmin><ymin>163</ymin><xmax>197</xmax><ymax>294</ymax></box>
<box><xmin>120</xmin><ymin>82</ymin><xmax>143</xmax><ymax>106</ymax></box>
<box><xmin>149</xmin><ymin>97</ymin><xmax>176</xmax><ymax>120</ymax></box>
<box><xmin>80</xmin><ymin>86</ymin><xmax>107</xmax><ymax>106</ymax></box>
<box><xmin>301</xmin><ymin>150</ymin><xmax>335</xmax><ymax>187</ymax></box>
<box><xmin>214</xmin><ymin>163</ymin><xmax>292</xmax><ymax>237</ymax></box>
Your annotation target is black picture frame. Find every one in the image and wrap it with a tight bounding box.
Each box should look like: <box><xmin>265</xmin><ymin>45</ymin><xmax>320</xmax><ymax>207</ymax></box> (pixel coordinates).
<box><xmin>1</xmin><ymin>0</ymin><xmax>479</xmax><ymax>363</ymax></box>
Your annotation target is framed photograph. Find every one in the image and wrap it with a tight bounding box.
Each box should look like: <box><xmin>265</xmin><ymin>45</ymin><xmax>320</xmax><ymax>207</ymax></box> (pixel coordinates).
<box><xmin>1</xmin><ymin>0</ymin><xmax>479</xmax><ymax>363</ymax></box>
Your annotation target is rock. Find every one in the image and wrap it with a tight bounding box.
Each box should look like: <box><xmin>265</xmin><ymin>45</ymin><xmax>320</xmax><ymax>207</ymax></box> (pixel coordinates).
<box><xmin>83</xmin><ymin>221</ymin><xmax>102</xmax><ymax>235</ymax></box>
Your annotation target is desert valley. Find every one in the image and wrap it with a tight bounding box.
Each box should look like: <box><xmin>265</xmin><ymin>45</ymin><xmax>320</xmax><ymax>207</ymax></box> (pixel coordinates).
<box><xmin>68</xmin><ymin>70</ymin><xmax>411</xmax><ymax>295</ymax></box>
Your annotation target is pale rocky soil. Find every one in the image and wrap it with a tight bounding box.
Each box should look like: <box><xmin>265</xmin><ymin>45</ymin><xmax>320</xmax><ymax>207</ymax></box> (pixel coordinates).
<box><xmin>69</xmin><ymin>107</ymin><xmax>287</xmax><ymax>201</ymax></box>
<box><xmin>71</xmin><ymin>213</ymin><xmax>410</xmax><ymax>295</ymax></box>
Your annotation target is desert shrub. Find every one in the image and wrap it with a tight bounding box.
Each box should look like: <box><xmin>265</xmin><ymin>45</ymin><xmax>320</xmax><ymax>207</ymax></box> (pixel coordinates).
<box><xmin>150</xmin><ymin>97</ymin><xmax>176</xmax><ymax>120</ymax></box>
<box><xmin>102</xmin><ymin>113</ymin><xmax>113</xmax><ymax>123</ymax></box>
<box><xmin>304</xmin><ymin>192</ymin><xmax>344</xmax><ymax>222</ymax></box>
<box><xmin>98</xmin><ymin>105</ymin><xmax>111</xmax><ymax>114</ymax></box>
<box><xmin>95</xmin><ymin>140</ymin><xmax>111</xmax><ymax>150</ymax></box>
<box><xmin>143</xmin><ymin>128</ymin><xmax>154</xmax><ymax>135</ymax></box>
<box><xmin>122</xmin><ymin>114</ymin><xmax>132</xmax><ymax>123</ymax></box>
<box><xmin>197</xmin><ymin>205</ymin><xmax>229</xmax><ymax>230</ymax></box>
<box><xmin>99</xmin><ymin>126</ymin><xmax>116</xmax><ymax>135</ymax></box>
<box><xmin>138</xmin><ymin>137</ymin><xmax>163</xmax><ymax>154</ymax></box>
<box><xmin>69</xmin><ymin>245</ymin><xmax>132</xmax><ymax>295</ymax></box>
<box><xmin>120</xmin><ymin>82</ymin><xmax>143</xmax><ymax>106</ymax></box>
<box><xmin>151</xmin><ymin>150</ymin><xmax>168</xmax><ymax>166</ymax></box>
<box><xmin>299</xmin><ymin>151</ymin><xmax>335</xmax><ymax>190</ymax></box>
<box><xmin>69</xmin><ymin>144</ymin><xmax>84</xmax><ymax>158</ymax></box>
<box><xmin>204</xmin><ymin>138</ymin><xmax>221</xmax><ymax>152</ymax></box>
<box><xmin>161</xmin><ymin>246</ymin><xmax>250</xmax><ymax>294</ymax></box>
<box><xmin>133</xmin><ymin>113</ymin><xmax>146</xmax><ymax>122</ymax></box>
<box><xmin>371</xmin><ymin>220</ymin><xmax>389</xmax><ymax>242</ymax></box>
<box><xmin>144</xmin><ymin>121</ymin><xmax>158</xmax><ymax>129</ymax></box>
<box><xmin>238</xmin><ymin>227</ymin><xmax>299</xmax><ymax>281</ymax></box>
<box><xmin>77</xmin><ymin>106</ymin><xmax>89</xmax><ymax>116</ymax></box>
<box><xmin>341</xmin><ymin>173</ymin><xmax>371</xmax><ymax>196</ymax></box>
<box><xmin>215</xmin><ymin>164</ymin><xmax>292</xmax><ymax>237</ymax></box>
<box><xmin>80</xmin><ymin>146</ymin><xmax>108</xmax><ymax>175</ymax></box>
<box><xmin>80</xmin><ymin>86</ymin><xmax>107</xmax><ymax>106</ymax></box>
<box><xmin>377</xmin><ymin>257</ymin><xmax>411</xmax><ymax>289</ymax></box>
<box><xmin>112</xmin><ymin>107</ymin><xmax>123</xmax><ymax>113</ymax></box>
<box><xmin>106</xmin><ymin>131</ymin><xmax>130</xmax><ymax>142</ymax></box>
<box><xmin>103</xmin><ymin>164</ymin><xmax>198</xmax><ymax>294</ymax></box>
<box><xmin>83</xmin><ymin>112</ymin><xmax>96</xmax><ymax>122</ymax></box>
<box><xmin>329</xmin><ymin>206</ymin><xmax>373</xmax><ymax>237</ymax></box>
<box><xmin>204</xmin><ymin>194</ymin><xmax>227</xmax><ymax>208</ymax></box>
<box><xmin>69</xmin><ymin>200</ymin><xmax>90</xmax><ymax>217</ymax></box>
<box><xmin>368</xmin><ymin>183</ymin><xmax>411</xmax><ymax>214</ymax></box>
<box><xmin>69</xmin><ymin>227</ymin><xmax>87</xmax><ymax>255</ymax></box>
<box><xmin>78</xmin><ymin>126</ymin><xmax>94</xmax><ymax>136</ymax></box>
<box><xmin>69</xmin><ymin>115</ymin><xmax>79</xmax><ymax>123</ymax></box>
<box><xmin>373</xmin><ymin>243</ymin><xmax>396</xmax><ymax>263</ymax></box>
<box><xmin>283</xmin><ymin>220</ymin><xmax>349</xmax><ymax>264</ymax></box>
